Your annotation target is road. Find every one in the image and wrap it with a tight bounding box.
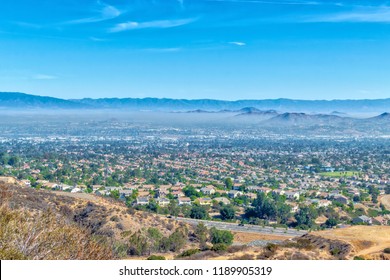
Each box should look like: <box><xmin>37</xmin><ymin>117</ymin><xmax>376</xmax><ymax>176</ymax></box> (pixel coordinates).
<box><xmin>173</xmin><ymin>217</ymin><xmax>308</xmax><ymax>237</ymax></box>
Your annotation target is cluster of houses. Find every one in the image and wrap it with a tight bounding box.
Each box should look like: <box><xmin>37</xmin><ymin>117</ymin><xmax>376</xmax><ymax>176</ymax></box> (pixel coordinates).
<box><xmin>1</xmin><ymin>171</ymin><xmax>389</xmax><ymax>226</ymax></box>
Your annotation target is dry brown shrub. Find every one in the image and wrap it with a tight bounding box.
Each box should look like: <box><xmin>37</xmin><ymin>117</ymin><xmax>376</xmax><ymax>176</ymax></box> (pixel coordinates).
<box><xmin>0</xmin><ymin>183</ymin><xmax>12</xmax><ymax>205</ymax></box>
<box><xmin>227</xmin><ymin>245</ymin><xmax>247</xmax><ymax>253</ymax></box>
<box><xmin>0</xmin><ymin>205</ymin><xmax>113</xmax><ymax>260</ymax></box>
<box><xmin>229</xmin><ymin>254</ymin><xmax>254</xmax><ymax>260</ymax></box>
<box><xmin>184</xmin><ymin>250</ymin><xmax>219</xmax><ymax>260</ymax></box>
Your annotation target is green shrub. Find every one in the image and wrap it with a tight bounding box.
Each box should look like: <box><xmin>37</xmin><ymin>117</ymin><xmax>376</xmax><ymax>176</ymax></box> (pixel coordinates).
<box><xmin>146</xmin><ymin>255</ymin><xmax>166</xmax><ymax>260</ymax></box>
<box><xmin>211</xmin><ymin>243</ymin><xmax>228</xmax><ymax>252</ymax></box>
<box><xmin>209</xmin><ymin>227</ymin><xmax>234</xmax><ymax>245</ymax></box>
<box><xmin>176</xmin><ymin>249</ymin><xmax>200</xmax><ymax>258</ymax></box>
<box><xmin>265</xmin><ymin>243</ymin><xmax>279</xmax><ymax>253</ymax></box>
<box><xmin>330</xmin><ymin>248</ymin><xmax>340</xmax><ymax>256</ymax></box>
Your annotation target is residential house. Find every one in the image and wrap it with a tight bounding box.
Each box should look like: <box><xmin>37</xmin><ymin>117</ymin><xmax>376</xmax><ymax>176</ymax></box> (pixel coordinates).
<box><xmin>213</xmin><ymin>197</ymin><xmax>230</xmax><ymax>205</ymax></box>
<box><xmin>156</xmin><ymin>197</ymin><xmax>170</xmax><ymax>207</ymax></box>
<box><xmin>353</xmin><ymin>215</ymin><xmax>372</xmax><ymax>225</ymax></box>
<box><xmin>136</xmin><ymin>196</ymin><xmax>150</xmax><ymax>205</ymax></box>
<box><xmin>178</xmin><ymin>197</ymin><xmax>192</xmax><ymax>206</ymax></box>
<box><xmin>284</xmin><ymin>191</ymin><xmax>300</xmax><ymax>200</ymax></box>
<box><xmin>258</xmin><ymin>187</ymin><xmax>272</xmax><ymax>194</ymax></box>
<box><xmin>334</xmin><ymin>195</ymin><xmax>349</xmax><ymax>205</ymax></box>
<box><xmin>197</xmin><ymin>197</ymin><xmax>212</xmax><ymax>205</ymax></box>
<box><xmin>119</xmin><ymin>189</ymin><xmax>133</xmax><ymax>199</ymax></box>
<box><xmin>201</xmin><ymin>185</ymin><xmax>215</xmax><ymax>195</ymax></box>
<box><xmin>105</xmin><ymin>186</ymin><xmax>121</xmax><ymax>192</ymax></box>
<box><xmin>228</xmin><ymin>190</ymin><xmax>242</xmax><ymax>199</ymax></box>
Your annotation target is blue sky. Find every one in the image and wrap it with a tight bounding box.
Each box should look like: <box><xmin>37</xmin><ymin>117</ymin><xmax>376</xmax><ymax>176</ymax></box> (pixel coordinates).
<box><xmin>1</xmin><ymin>0</ymin><xmax>390</xmax><ymax>100</ymax></box>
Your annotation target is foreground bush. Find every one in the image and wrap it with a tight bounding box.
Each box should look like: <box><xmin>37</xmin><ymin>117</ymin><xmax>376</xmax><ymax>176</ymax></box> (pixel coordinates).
<box><xmin>0</xmin><ymin>205</ymin><xmax>114</xmax><ymax>260</ymax></box>
<box><xmin>176</xmin><ymin>248</ymin><xmax>200</xmax><ymax>258</ymax></box>
<box><xmin>0</xmin><ymin>184</ymin><xmax>113</xmax><ymax>260</ymax></box>
<box><xmin>147</xmin><ymin>255</ymin><xmax>166</xmax><ymax>260</ymax></box>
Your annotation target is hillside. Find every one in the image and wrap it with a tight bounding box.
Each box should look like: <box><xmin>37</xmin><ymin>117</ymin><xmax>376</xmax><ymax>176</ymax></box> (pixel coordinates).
<box><xmin>0</xmin><ymin>92</ymin><xmax>87</xmax><ymax>109</ymax></box>
<box><xmin>0</xmin><ymin>183</ymin><xmax>197</xmax><ymax>260</ymax></box>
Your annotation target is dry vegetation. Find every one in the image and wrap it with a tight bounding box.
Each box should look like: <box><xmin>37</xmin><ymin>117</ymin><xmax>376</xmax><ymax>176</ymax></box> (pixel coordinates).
<box><xmin>312</xmin><ymin>226</ymin><xmax>390</xmax><ymax>260</ymax></box>
<box><xmin>0</xmin><ymin>183</ymin><xmax>201</xmax><ymax>260</ymax></box>
<box><xmin>380</xmin><ymin>195</ymin><xmax>390</xmax><ymax>211</ymax></box>
<box><xmin>233</xmin><ymin>231</ymin><xmax>288</xmax><ymax>244</ymax></box>
<box><xmin>0</xmin><ymin>183</ymin><xmax>113</xmax><ymax>259</ymax></box>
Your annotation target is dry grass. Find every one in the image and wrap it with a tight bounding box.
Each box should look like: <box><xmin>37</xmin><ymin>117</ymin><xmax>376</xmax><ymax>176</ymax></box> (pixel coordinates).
<box><xmin>233</xmin><ymin>231</ymin><xmax>289</xmax><ymax>243</ymax></box>
<box><xmin>0</xmin><ymin>183</ymin><xmax>202</xmax><ymax>259</ymax></box>
<box><xmin>312</xmin><ymin>226</ymin><xmax>390</xmax><ymax>258</ymax></box>
<box><xmin>0</xmin><ymin>183</ymin><xmax>113</xmax><ymax>260</ymax></box>
<box><xmin>380</xmin><ymin>195</ymin><xmax>390</xmax><ymax>211</ymax></box>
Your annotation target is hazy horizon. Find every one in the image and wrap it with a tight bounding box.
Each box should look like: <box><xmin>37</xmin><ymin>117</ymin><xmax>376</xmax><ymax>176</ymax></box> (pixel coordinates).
<box><xmin>2</xmin><ymin>91</ymin><xmax>390</xmax><ymax>102</ymax></box>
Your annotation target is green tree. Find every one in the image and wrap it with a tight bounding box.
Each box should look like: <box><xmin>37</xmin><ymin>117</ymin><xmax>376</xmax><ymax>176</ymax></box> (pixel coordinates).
<box><xmin>325</xmin><ymin>217</ymin><xmax>338</xmax><ymax>228</ymax></box>
<box><xmin>209</xmin><ymin>227</ymin><xmax>234</xmax><ymax>246</ymax></box>
<box><xmin>183</xmin><ymin>186</ymin><xmax>202</xmax><ymax>198</ymax></box>
<box><xmin>194</xmin><ymin>222</ymin><xmax>208</xmax><ymax>247</ymax></box>
<box><xmin>110</xmin><ymin>190</ymin><xmax>120</xmax><ymax>199</ymax></box>
<box><xmin>220</xmin><ymin>205</ymin><xmax>236</xmax><ymax>220</ymax></box>
<box><xmin>160</xmin><ymin>229</ymin><xmax>187</xmax><ymax>252</ymax></box>
<box><xmin>224</xmin><ymin>178</ymin><xmax>233</xmax><ymax>190</ymax></box>
<box><xmin>146</xmin><ymin>200</ymin><xmax>159</xmax><ymax>213</ymax></box>
<box><xmin>167</xmin><ymin>200</ymin><xmax>180</xmax><ymax>217</ymax></box>
<box><xmin>294</xmin><ymin>206</ymin><xmax>318</xmax><ymax>229</ymax></box>
<box><xmin>147</xmin><ymin>227</ymin><xmax>162</xmax><ymax>252</ymax></box>
<box><xmin>128</xmin><ymin>231</ymin><xmax>149</xmax><ymax>256</ymax></box>
<box><xmin>368</xmin><ymin>186</ymin><xmax>380</xmax><ymax>203</ymax></box>
<box><xmin>190</xmin><ymin>205</ymin><xmax>209</xmax><ymax>220</ymax></box>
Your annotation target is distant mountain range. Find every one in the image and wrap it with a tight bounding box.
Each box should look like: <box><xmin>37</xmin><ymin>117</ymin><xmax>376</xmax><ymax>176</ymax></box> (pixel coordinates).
<box><xmin>1</xmin><ymin>92</ymin><xmax>390</xmax><ymax>113</ymax></box>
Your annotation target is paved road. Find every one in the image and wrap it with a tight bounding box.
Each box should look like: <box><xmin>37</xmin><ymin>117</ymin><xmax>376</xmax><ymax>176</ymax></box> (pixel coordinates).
<box><xmin>173</xmin><ymin>217</ymin><xmax>307</xmax><ymax>237</ymax></box>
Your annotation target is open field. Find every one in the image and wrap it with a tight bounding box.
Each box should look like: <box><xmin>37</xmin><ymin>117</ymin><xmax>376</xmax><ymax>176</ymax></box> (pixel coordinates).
<box><xmin>233</xmin><ymin>231</ymin><xmax>289</xmax><ymax>243</ymax></box>
<box><xmin>380</xmin><ymin>195</ymin><xmax>390</xmax><ymax>211</ymax></box>
<box><xmin>319</xmin><ymin>171</ymin><xmax>361</xmax><ymax>178</ymax></box>
<box><xmin>312</xmin><ymin>226</ymin><xmax>390</xmax><ymax>258</ymax></box>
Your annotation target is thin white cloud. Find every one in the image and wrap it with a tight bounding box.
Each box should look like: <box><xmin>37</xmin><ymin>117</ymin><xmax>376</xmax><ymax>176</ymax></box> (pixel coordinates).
<box><xmin>143</xmin><ymin>47</ymin><xmax>182</xmax><ymax>53</ymax></box>
<box><xmin>32</xmin><ymin>74</ymin><xmax>58</xmax><ymax>80</ymax></box>
<box><xmin>65</xmin><ymin>1</ymin><xmax>121</xmax><ymax>25</ymax></box>
<box><xmin>12</xmin><ymin>21</ymin><xmax>42</xmax><ymax>29</ymax></box>
<box><xmin>306</xmin><ymin>6</ymin><xmax>390</xmax><ymax>23</ymax></box>
<box><xmin>89</xmin><ymin>36</ymin><xmax>107</xmax><ymax>41</ymax></box>
<box><xmin>109</xmin><ymin>18</ymin><xmax>196</xmax><ymax>33</ymax></box>
<box><xmin>229</xmin><ymin>41</ymin><xmax>246</xmax><ymax>46</ymax></box>
<box><xmin>208</xmin><ymin>0</ymin><xmax>321</xmax><ymax>5</ymax></box>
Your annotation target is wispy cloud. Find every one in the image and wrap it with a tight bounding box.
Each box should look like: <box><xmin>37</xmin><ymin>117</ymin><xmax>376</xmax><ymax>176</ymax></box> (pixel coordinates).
<box><xmin>89</xmin><ymin>36</ymin><xmax>107</xmax><ymax>41</ymax></box>
<box><xmin>109</xmin><ymin>18</ymin><xmax>196</xmax><ymax>33</ymax></box>
<box><xmin>64</xmin><ymin>1</ymin><xmax>121</xmax><ymax>25</ymax></box>
<box><xmin>12</xmin><ymin>21</ymin><xmax>42</xmax><ymax>29</ymax></box>
<box><xmin>143</xmin><ymin>47</ymin><xmax>183</xmax><ymax>53</ymax></box>
<box><xmin>229</xmin><ymin>41</ymin><xmax>246</xmax><ymax>46</ymax></box>
<box><xmin>32</xmin><ymin>74</ymin><xmax>58</xmax><ymax>80</ymax></box>
<box><xmin>207</xmin><ymin>0</ymin><xmax>321</xmax><ymax>5</ymax></box>
<box><xmin>306</xmin><ymin>6</ymin><xmax>390</xmax><ymax>23</ymax></box>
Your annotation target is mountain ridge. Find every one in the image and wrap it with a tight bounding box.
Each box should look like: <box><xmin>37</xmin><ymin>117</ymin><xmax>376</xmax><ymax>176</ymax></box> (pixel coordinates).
<box><xmin>1</xmin><ymin>92</ymin><xmax>390</xmax><ymax>113</ymax></box>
